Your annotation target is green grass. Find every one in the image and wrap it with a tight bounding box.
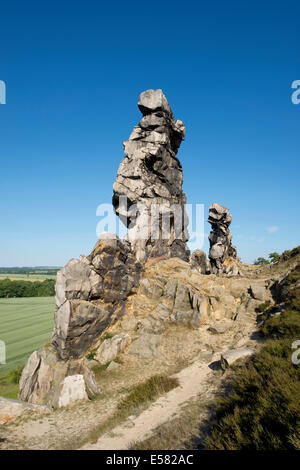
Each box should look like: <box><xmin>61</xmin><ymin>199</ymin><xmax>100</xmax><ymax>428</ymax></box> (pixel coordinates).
<box><xmin>0</xmin><ymin>297</ymin><xmax>55</xmax><ymax>376</ymax></box>
<box><xmin>0</xmin><ymin>366</ymin><xmax>24</xmax><ymax>399</ymax></box>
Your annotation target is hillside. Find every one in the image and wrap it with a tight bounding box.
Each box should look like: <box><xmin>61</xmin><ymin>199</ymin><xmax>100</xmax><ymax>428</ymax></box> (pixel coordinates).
<box><xmin>0</xmin><ymin>247</ymin><xmax>299</xmax><ymax>449</ymax></box>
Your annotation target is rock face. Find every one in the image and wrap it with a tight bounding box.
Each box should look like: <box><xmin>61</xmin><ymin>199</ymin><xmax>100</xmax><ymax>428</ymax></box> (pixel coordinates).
<box><xmin>208</xmin><ymin>203</ymin><xmax>237</xmax><ymax>275</ymax></box>
<box><xmin>95</xmin><ymin>333</ymin><xmax>131</xmax><ymax>365</ymax></box>
<box><xmin>113</xmin><ymin>89</ymin><xmax>190</xmax><ymax>263</ymax></box>
<box><xmin>52</xmin><ymin>235</ymin><xmax>141</xmax><ymax>360</ymax></box>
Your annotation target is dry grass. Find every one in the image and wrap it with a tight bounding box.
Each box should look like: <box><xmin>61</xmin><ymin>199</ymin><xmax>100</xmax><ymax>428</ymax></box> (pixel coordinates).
<box><xmin>130</xmin><ymin>399</ymin><xmax>213</xmax><ymax>450</ymax></box>
<box><xmin>75</xmin><ymin>374</ymin><xmax>179</xmax><ymax>449</ymax></box>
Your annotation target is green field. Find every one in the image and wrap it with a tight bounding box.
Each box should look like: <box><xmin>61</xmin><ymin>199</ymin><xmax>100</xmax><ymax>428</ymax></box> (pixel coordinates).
<box><xmin>0</xmin><ymin>297</ymin><xmax>55</xmax><ymax>375</ymax></box>
<box><xmin>0</xmin><ymin>273</ymin><xmax>57</xmax><ymax>282</ymax></box>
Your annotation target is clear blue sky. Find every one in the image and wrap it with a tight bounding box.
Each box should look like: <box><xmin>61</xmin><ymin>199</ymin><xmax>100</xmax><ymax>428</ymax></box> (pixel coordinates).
<box><xmin>0</xmin><ymin>0</ymin><xmax>299</xmax><ymax>266</ymax></box>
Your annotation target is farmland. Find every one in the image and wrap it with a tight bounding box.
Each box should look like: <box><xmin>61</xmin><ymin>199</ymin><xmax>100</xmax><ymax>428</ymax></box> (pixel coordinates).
<box><xmin>0</xmin><ymin>297</ymin><xmax>55</xmax><ymax>376</ymax></box>
<box><xmin>0</xmin><ymin>273</ymin><xmax>57</xmax><ymax>282</ymax></box>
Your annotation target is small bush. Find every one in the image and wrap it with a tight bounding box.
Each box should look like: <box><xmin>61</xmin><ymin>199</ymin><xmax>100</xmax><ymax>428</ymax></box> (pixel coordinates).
<box><xmin>86</xmin><ymin>348</ymin><xmax>97</xmax><ymax>361</ymax></box>
<box><xmin>101</xmin><ymin>332</ymin><xmax>114</xmax><ymax>341</ymax></box>
<box><xmin>257</xmin><ymin>301</ymin><xmax>271</xmax><ymax>313</ymax></box>
<box><xmin>117</xmin><ymin>375</ymin><xmax>178</xmax><ymax>416</ymax></box>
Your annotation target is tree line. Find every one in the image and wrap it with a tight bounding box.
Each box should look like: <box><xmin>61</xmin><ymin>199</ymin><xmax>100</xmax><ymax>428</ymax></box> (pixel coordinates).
<box><xmin>0</xmin><ymin>278</ymin><xmax>55</xmax><ymax>298</ymax></box>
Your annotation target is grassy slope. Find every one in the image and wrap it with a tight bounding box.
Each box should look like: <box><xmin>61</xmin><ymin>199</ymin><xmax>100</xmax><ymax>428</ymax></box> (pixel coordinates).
<box><xmin>206</xmin><ymin>257</ymin><xmax>300</xmax><ymax>450</ymax></box>
<box><xmin>132</xmin><ymin>249</ymin><xmax>300</xmax><ymax>450</ymax></box>
<box><xmin>0</xmin><ymin>297</ymin><xmax>55</xmax><ymax>377</ymax></box>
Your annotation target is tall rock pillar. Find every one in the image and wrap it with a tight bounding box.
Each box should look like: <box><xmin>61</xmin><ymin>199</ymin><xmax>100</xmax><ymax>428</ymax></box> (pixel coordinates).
<box><xmin>113</xmin><ymin>89</ymin><xmax>190</xmax><ymax>262</ymax></box>
<box><xmin>208</xmin><ymin>203</ymin><xmax>237</xmax><ymax>275</ymax></box>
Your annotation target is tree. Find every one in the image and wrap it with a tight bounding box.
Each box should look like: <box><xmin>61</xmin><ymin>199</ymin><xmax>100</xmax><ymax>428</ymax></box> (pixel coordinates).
<box><xmin>253</xmin><ymin>257</ymin><xmax>270</xmax><ymax>266</ymax></box>
<box><xmin>269</xmin><ymin>252</ymin><xmax>280</xmax><ymax>264</ymax></box>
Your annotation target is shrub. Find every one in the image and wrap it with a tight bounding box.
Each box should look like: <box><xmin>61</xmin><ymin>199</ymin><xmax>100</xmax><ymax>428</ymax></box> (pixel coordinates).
<box><xmin>257</xmin><ymin>301</ymin><xmax>271</xmax><ymax>313</ymax></box>
<box><xmin>206</xmin><ymin>337</ymin><xmax>300</xmax><ymax>450</ymax></box>
<box><xmin>206</xmin><ymin>262</ymin><xmax>300</xmax><ymax>450</ymax></box>
<box><xmin>253</xmin><ymin>257</ymin><xmax>270</xmax><ymax>266</ymax></box>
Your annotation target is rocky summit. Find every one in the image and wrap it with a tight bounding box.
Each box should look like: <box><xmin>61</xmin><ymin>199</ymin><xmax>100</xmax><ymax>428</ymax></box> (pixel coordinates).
<box><xmin>112</xmin><ymin>89</ymin><xmax>190</xmax><ymax>263</ymax></box>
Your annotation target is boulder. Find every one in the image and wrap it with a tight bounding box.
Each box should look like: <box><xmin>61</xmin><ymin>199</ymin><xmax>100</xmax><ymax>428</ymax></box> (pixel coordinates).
<box><xmin>95</xmin><ymin>333</ymin><xmax>131</xmax><ymax>365</ymax></box>
<box><xmin>18</xmin><ymin>346</ymin><xmax>100</xmax><ymax>407</ymax></box>
<box><xmin>138</xmin><ymin>89</ymin><xmax>173</xmax><ymax>116</ymax></box>
<box><xmin>139</xmin><ymin>278</ymin><xmax>164</xmax><ymax>299</ymax></box>
<box><xmin>58</xmin><ymin>375</ymin><xmax>88</xmax><ymax>408</ymax></box>
<box><xmin>250</xmin><ymin>285</ymin><xmax>266</xmax><ymax>301</ymax></box>
<box><xmin>221</xmin><ymin>348</ymin><xmax>254</xmax><ymax>369</ymax></box>
<box><xmin>190</xmin><ymin>249</ymin><xmax>207</xmax><ymax>274</ymax></box>
<box><xmin>120</xmin><ymin>316</ymin><xmax>138</xmax><ymax>331</ymax></box>
<box><xmin>209</xmin><ymin>319</ymin><xmax>234</xmax><ymax>334</ymax></box>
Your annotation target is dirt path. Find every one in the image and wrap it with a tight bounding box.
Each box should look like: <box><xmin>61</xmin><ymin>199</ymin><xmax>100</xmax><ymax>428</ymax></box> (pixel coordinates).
<box><xmin>81</xmin><ymin>354</ymin><xmax>223</xmax><ymax>450</ymax></box>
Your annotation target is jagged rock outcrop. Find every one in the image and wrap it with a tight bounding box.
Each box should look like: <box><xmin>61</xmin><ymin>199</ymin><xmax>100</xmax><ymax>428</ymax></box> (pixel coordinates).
<box><xmin>19</xmin><ymin>234</ymin><xmax>141</xmax><ymax>406</ymax></box>
<box><xmin>208</xmin><ymin>203</ymin><xmax>238</xmax><ymax>275</ymax></box>
<box><xmin>113</xmin><ymin>89</ymin><xmax>190</xmax><ymax>263</ymax></box>
<box><xmin>18</xmin><ymin>345</ymin><xmax>99</xmax><ymax>407</ymax></box>
<box><xmin>52</xmin><ymin>234</ymin><xmax>141</xmax><ymax>360</ymax></box>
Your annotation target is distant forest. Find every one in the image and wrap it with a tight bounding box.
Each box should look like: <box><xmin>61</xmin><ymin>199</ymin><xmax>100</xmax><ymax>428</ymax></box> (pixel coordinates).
<box><xmin>0</xmin><ymin>267</ymin><xmax>60</xmax><ymax>276</ymax></box>
<box><xmin>0</xmin><ymin>279</ymin><xmax>55</xmax><ymax>298</ymax></box>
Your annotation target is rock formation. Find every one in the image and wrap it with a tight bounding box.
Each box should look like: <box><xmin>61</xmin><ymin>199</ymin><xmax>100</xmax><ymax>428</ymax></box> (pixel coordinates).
<box><xmin>52</xmin><ymin>234</ymin><xmax>141</xmax><ymax>360</ymax></box>
<box><xmin>113</xmin><ymin>89</ymin><xmax>190</xmax><ymax>263</ymax></box>
<box><xmin>18</xmin><ymin>92</ymin><xmax>246</xmax><ymax>410</ymax></box>
<box><xmin>208</xmin><ymin>203</ymin><xmax>237</xmax><ymax>275</ymax></box>
<box><xmin>18</xmin><ymin>89</ymin><xmax>190</xmax><ymax>407</ymax></box>
<box><xmin>190</xmin><ymin>249</ymin><xmax>209</xmax><ymax>274</ymax></box>
<box><xmin>19</xmin><ymin>235</ymin><xmax>142</xmax><ymax>406</ymax></box>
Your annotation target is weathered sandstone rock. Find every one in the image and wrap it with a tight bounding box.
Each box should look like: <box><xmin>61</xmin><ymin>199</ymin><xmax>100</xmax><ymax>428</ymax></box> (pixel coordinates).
<box><xmin>18</xmin><ymin>346</ymin><xmax>99</xmax><ymax>407</ymax></box>
<box><xmin>221</xmin><ymin>347</ymin><xmax>254</xmax><ymax>369</ymax></box>
<box><xmin>208</xmin><ymin>203</ymin><xmax>238</xmax><ymax>275</ymax></box>
<box><xmin>0</xmin><ymin>396</ymin><xmax>50</xmax><ymax>425</ymax></box>
<box><xmin>95</xmin><ymin>333</ymin><xmax>131</xmax><ymax>365</ymax></box>
<box><xmin>58</xmin><ymin>375</ymin><xmax>88</xmax><ymax>408</ymax></box>
<box><xmin>52</xmin><ymin>235</ymin><xmax>141</xmax><ymax>360</ymax></box>
<box><xmin>113</xmin><ymin>89</ymin><xmax>190</xmax><ymax>263</ymax></box>
<box><xmin>249</xmin><ymin>284</ymin><xmax>267</xmax><ymax>301</ymax></box>
<box><xmin>190</xmin><ymin>249</ymin><xmax>208</xmax><ymax>274</ymax></box>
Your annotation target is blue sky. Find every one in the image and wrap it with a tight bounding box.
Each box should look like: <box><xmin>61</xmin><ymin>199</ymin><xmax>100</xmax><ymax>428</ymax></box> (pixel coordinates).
<box><xmin>0</xmin><ymin>0</ymin><xmax>299</xmax><ymax>266</ymax></box>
